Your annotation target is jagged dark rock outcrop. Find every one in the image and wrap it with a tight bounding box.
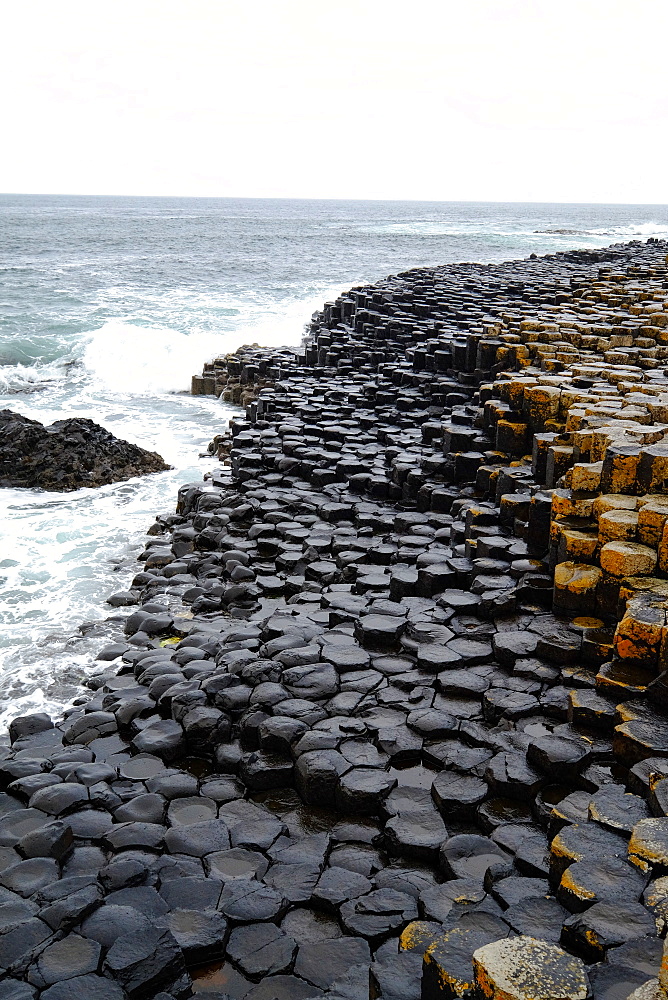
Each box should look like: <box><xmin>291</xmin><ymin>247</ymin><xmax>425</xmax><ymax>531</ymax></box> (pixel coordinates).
<box><xmin>0</xmin><ymin>410</ymin><xmax>170</xmax><ymax>490</ymax></box>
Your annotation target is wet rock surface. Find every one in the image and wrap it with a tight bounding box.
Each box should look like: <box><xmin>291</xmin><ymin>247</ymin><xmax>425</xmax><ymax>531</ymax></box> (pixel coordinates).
<box><xmin>0</xmin><ymin>411</ymin><xmax>169</xmax><ymax>490</ymax></box>
<box><xmin>4</xmin><ymin>240</ymin><xmax>668</xmax><ymax>997</ymax></box>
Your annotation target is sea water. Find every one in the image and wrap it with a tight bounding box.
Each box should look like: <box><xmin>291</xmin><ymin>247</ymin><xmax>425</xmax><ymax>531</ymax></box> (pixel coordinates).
<box><xmin>1</xmin><ymin>194</ymin><xmax>667</xmax><ymax>726</ymax></box>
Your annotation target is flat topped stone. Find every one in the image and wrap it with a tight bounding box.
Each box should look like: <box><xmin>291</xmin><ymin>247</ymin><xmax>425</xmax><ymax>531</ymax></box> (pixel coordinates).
<box><xmin>40</xmin><ymin>975</ymin><xmax>126</xmax><ymax>1000</ymax></box>
<box><xmin>558</xmin><ymin>854</ymin><xmax>648</xmax><ymax>912</ymax></box>
<box><xmin>549</xmin><ymin>821</ymin><xmax>628</xmax><ymax>881</ymax></box>
<box><xmin>472</xmin><ymin>935</ymin><xmax>589</xmax><ymax>1000</ymax></box>
<box><xmin>562</xmin><ymin>900</ymin><xmax>655</xmax><ymax>962</ymax></box>
<box><xmin>628</xmin><ymin>817</ymin><xmax>668</xmax><ymax>870</ymax></box>
<box><xmin>600</xmin><ymin>541</ymin><xmax>657</xmax><ymax>578</ymax></box>
<box><xmin>33</xmin><ymin>934</ymin><xmax>101</xmax><ymax>987</ymax></box>
<box><xmin>423</xmin><ymin>914</ymin><xmax>511</xmax><ymax>1000</ymax></box>
<box><xmin>119</xmin><ymin>755</ymin><xmax>165</xmax><ymax>780</ymax></box>
<box><xmin>588</xmin><ymin>784</ymin><xmax>650</xmax><ymax>834</ymax></box>
<box><xmin>355</xmin><ymin>615</ymin><xmax>406</xmax><ymax>647</ymax></box>
<box><xmin>294</xmin><ymin>937</ymin><xmax>370</xmax><ymax>991</ymax></box>
<box><xmin>0</xmin><ymin>980</ymin><xmax>38</xmax><ymax>999</ymax></box>
<box><xmin>227</xmin><ymin>921</ymin><xmax>297</xmax><ymax>978</ymax></box>
<box><xmin>339</xmin><ymin>887</ymin><xmax>418</xmax><ymax>944</ymax></box>
<box><xmin>440</xmin><ymin>834</ymin><xmax>510</xmax><ymax>881</ymax></box>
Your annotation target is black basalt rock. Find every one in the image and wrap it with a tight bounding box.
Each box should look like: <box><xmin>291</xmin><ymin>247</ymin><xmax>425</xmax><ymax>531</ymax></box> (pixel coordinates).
<box><xmin>0</xmin><ymin>410</ymin><xmax>170</xmax><ymax>491</ymax></box>
<box><xmin>103</xmin><ymin>925</ymin><xmax>185</xmax><ymax>996</ymax></box>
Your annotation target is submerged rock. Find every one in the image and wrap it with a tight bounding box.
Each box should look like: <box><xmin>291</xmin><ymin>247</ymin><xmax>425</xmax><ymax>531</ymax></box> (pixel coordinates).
<box><xmin>0</xmin><ymin>410</ymin><xmax>170</xmax><ymax>490</ymax></box>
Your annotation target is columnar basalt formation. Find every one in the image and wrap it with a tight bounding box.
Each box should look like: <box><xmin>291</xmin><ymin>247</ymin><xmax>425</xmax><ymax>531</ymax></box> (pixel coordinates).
<box><xmin>2</xmin><ymin>241</ymin><xmax>668</xmax><ymax>999</ymax></box>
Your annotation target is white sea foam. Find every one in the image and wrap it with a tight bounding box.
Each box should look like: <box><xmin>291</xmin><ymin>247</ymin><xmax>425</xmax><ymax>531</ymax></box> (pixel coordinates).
<box><xmin>364</xmin><ymin>220</ymin><xmax>668</xmax><ymax>241</ymax></box>
<box><xmin>82</xmin><ymin>321</ymin><xmax>231</xmax><ymax>393</ymax></box>
<box><xmin>80</xmin><ymin>287</ymin><xmax>345</xmax><ymax>394</ymax></box>
<box><xmin>593</xmin><ymin>222</ymin><xmax>668</xmax><ymax>238</ymax></box>
<box><xmin>533</xmin><ymin>221</ymin><xmax>668</xmax><ymax>240</ymax></box>
<box><xmin>0</xmin><ymin>359</ymin><xmax>73</xmax><ymax>394</ymax></box>
<box><xmin>0</xmin><ymin>399</ymin><xmax>229</xmax><ymax>728</ymax></box>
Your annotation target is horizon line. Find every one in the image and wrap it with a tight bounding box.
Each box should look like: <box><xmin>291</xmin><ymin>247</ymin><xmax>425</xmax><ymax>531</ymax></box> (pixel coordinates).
<box><xmin>1</xmin><ymin>192</ymin><xmax>668</xmax><ymax>208</ymax></box>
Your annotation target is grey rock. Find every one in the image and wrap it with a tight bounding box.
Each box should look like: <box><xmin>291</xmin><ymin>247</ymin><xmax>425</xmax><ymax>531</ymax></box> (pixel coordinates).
<box><xmin>103</xmin><ymin>926</ymin><xmax>185</xmax><ymax>996</ymax></box>
<box><xmin>30</xmin><ymin>934</ymin><xmax>101</xmax><ymax>987</ymax></box>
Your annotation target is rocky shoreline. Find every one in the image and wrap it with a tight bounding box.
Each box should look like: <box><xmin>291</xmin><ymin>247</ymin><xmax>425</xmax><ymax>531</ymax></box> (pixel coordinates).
<box><xmin>2</xmin><ymin>240</ymin><xmax>668</xmax><ymax>999</ymax></box>
<box><xmin>0</xmin><ymin>410</ymin><xmax>170</xmax><ymax>491</ymax></box>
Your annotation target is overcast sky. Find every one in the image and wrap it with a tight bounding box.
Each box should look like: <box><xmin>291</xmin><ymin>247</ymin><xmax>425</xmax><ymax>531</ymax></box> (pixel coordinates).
<box><xmin>1</xmin><ymin>0</ymin><xmax>666</xmax><ymax>202</ymax></box>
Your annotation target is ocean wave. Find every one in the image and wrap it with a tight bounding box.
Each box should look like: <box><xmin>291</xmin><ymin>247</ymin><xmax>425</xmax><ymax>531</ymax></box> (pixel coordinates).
<box><xmin>348</xmin><ymin>219</ymin><xmax>668</xmax><ymax>242</ymax></box>
<box><xmin>81</xmin><ymin>321</ymin><xmax>230</xmax><ymax>393</ymax></box>
<box><xmin>80</xmin><ymin>288</ymin><xmax>339</xmax><ymax>394</ymax></box>
<box><xmin>597</xmin><ymin>222</ymin><xmax>668</xmax><ymax>238</ymax></box>
<box><xmin>534</xmin><ymin>222</ymin><xmax>668</xmax><ymax>239</ymax></box>
<box><xmin>0</xmin><ymin>360</ymin><xmax>72</xmax><ymax>394</ymax></box>
<box><xmin>389</xmin><ymin>223</ymin><xmax>668</xmax><ymax>241</ymax></box>
<box><xmin>0</xmin><ymin>285</ymin><xmax>347</xmax><ymax>401</ymax></box>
